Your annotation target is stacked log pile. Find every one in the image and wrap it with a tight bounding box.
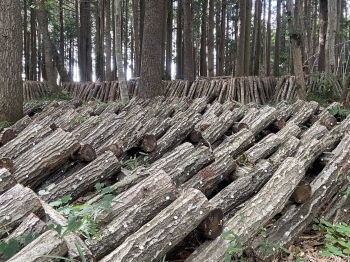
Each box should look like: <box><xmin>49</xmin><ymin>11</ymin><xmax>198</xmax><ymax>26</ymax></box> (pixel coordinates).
<box><xmin>0</xmin><ymin>96</ymin><xmax>350</xmax><ymax>262</ymax></box>
<box><xmin>23</xmin><ymin>81</ymin><xmax>50</xmax><ymax>101</ymax></box>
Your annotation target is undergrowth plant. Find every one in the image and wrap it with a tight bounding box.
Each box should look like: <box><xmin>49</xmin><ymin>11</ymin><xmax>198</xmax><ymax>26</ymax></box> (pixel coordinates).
<box><xmin>313</xmin><ymin>218</ymin><xmax>350</xmax><ymax>258</ymax></box>
<box><xmin>0</xmin><ymin>182</ymin><xmax>116</xmax><ymax>260</ymax></box>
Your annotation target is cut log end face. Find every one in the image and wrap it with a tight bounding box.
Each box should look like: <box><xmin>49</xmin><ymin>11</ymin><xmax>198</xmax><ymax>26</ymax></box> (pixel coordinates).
<box><xmin>102</xmin><ymin>144</ymin><xmax>123</xmax><ymax>158</ymax></box>
<box><xmin>290</xmin><ymin>180</ymin><xmax>312</xmax><ymax>204</ymax></box>
<box><xmin>198</xmin><ymin>208</ymin><xmax>224</xmax><ymax>240</ymax></box>
<box><xmin>237</xmin><ymin>123</ymin><xmax>249</xmax><ymax>132</ymax></box>
<box><xmin>197</xmin><ymin>166</ymin><xmax>215</xmax><ymax>180</ymax></box>
<box><xmin>72</xmin><ymin>144</ymin><xmax>97</xmax><ymax>162</ymax></box>
<box><xmin>1</xmin><ymin>129</ymin><xmax>17</xmax><ymax>145</ymax></box>
<box><xmin>0</xmin><ymin>158</ymin><xmax>14</xmax><ymax>173</ymax></box>
<box><xmin>140</xmin><ymin>134</ymin><xmax>157</xmax><ymax>153</ymax></box>
<box><xmin>322</xmin><ymin>115</ymin><xmax>338</xmax><ymax>130</ymax></box>
<box><xmin>189</xmin><ymin>130</ymin><xmax>202</xmax><ymax>143</ymax></box>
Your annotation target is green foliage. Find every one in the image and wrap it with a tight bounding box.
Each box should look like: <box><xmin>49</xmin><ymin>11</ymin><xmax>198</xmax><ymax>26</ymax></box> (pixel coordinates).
<box><xmin>49</xmin><ymin>183</ymin><xmax>116</xmax><ymax>240</ymax></box>
<box><xmin>256</xmin><ymin>228</ymin><xmax>290</xmax><ymax>259</ymax></box>
<box><xmin>223</xmin><ymin>230</ymin><xmax>244</xmax><ymax>262</ymax></box>
<box><xmin>328</xmin><ymin>104</ymin><xmax>350</xmax><ymax>121</ymax></box>
<box><xmin>40</xmin><ymin>241</ymin><xmax>93</xmax><ymax>262</ymax></box>
<box><xmin>123</xmin><ymin>152</ymin><xmax>149</xmax><ymax>170</ymax></box>
<box><xmin>0</xmin><ymin>233</ymin><xmax>39</xmax><ymax>259</ymax></box>
<box><xmin>0</xmin><ymin>121</ymin><xmax>13</xmax><ymax>128</ymax></box>
<box><xmin>313</xmin><ymin>218</ymin><xmax>350</xmax><ymax>258</ymax></box>
<box><xmin>38</xmin><ymin>183</ymin><xmax>55</xmax><ymax>196</ymax></box>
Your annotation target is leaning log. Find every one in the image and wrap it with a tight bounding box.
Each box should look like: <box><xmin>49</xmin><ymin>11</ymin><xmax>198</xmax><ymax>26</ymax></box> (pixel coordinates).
<box><xmin>287</xmin><ymin>101</ymin><xmax>319</xmax><ymax>126</ymax></box>
<box><xmin>93</xmin><ymin>170</ymin><xmax>181</xmax><ymax>226</ymax></box>
<box><xmin>251</xmin><ymin>137</ymin><xmax>350</xmax><ymax>260</ymax></box>
<box><xmin>86</xmin><ymin>170</ymin><xmax>179</xmax><ymax>260</ymax></box>
<box><xmin>99</xmin><ymin>188</ymin><xmax>214</xmax><ymax>262</ymax></box>
<box><xmin>214</xmin><ymin>128</ymin><xmax>255</xmax><ymax>159</ymax></box>
<box><xmin>180</xmin><ymin>154</ymin><xmax>237</xmax><ymax>197</ymax></box>
<box><xmin>185</xmin><ymin>157</ymin><xmax>304</xmax><ymax>262</ymax></box>
<box><xmin>146</xmin><ymin>114</ymin><xmax>201</xmax><ymax>163</ymax></box>
<box><xmin>40</xmin><ymin>201</ymin><xmax>93</xmax><ymax>261</ymax></box>
<box><xmin>88</xmin><ymin>143</ymin><xmax>195</xmax><ymax>204</ymax></box>
<box><xmin>209</xmin><ymin>160</ymin><xmax>273</xmax><ymax>218</ymax></box>
<box><xmin>0</xmin><ymin>184</ymin><xmax>44</xmax><ymax>238</ymax></box>
<box><xmin>169</xmin><ymin>146</ymin><xmax>214</xmax><ymax>186</ymax></box>
<box><xmin>0</xmin><ymin>123</ymin><xmax>53</xmax><ymax>160</ymax></box>
<box><xmin>242</xmin><ymin>133</ymin><xmax>281</xmax><ymax>164</ymax></box>
<box><xmin>7</xmin><ymin>230</ymin><xmax>68</xmax><ymax>262</ymax></box>
<box><xmin>275</xmin><ymin>122</ymin><xmax>301</xmax><ymax>143</ymax></box>
<box><xmin>13</xmin><ymin>128</ymin><xmax>81</xmax><ymax>189</ymax></box>
<box><xmin>41</xmin><ymin>151</ymin><xmax>120</xmax><ymax>203</ymax></box>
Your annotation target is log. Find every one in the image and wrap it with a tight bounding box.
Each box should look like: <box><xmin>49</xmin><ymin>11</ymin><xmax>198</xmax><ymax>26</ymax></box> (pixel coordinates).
<box><xmin>0</xmin><ymin>123</ymin><xmax>52</xmax><ymax>160</ymax></box>
<box><xmin>0</xmin><ymin>158</ymin><xmax>14</xmax><ymax>173</ymax></box>
<box><xmin>0</xmin><ymin>168</ymin><xmax>17</xmax><ymax>194</ymax></box>
<box><xmin>287</xmin><ymin>101</ymin><xmax>319</xmax><ymax>126</ymax></box>
<box><xmin>11</xmin><ymin>115</ymin><xmax>33</xmax><ymax>133</ymax></box>
<box><xmin>7</xmin><ymin>230</ymin><xmax>68</xmax><ymax>262</ymax></box>
<box><xmin>209</xmin><ymin>160</ymin><xmax>273</xmax><ymax>217</ymax></box>
<box><xmin>13</xmin><ymin>128</ymin><xmax>81</xmax><ymax>189</ymax></box>
<box><xmin>300</xmin><ymin>122</ymin><xmax>328</xmax><ymax>143</ymax></box>
<box><xmin>41</xmin><ymin>151</ymin><xmax>120</xmax><ymax>203</ymax></box>
<box><xmin>289</xmin><ymin>180</ymin><xmax>312</xmax><ymax>204</ymax></box>
<box><xmin>86</xmin><ymin>170</ymin><xmax>179</xmax><ymax>260</ymax></box>
<box><xmin>275</xmin><ymin>122</ymin><xmax>301</xmax><ymax>143</ymax></box>
<box><xmin>268</xmin><ymin>136</ymin><xmax>300</xmax><ymax>165</ymax></box>
<box><xmin>146</xmin><ymin>113</ymin><xmax>201</xmax><ymax>163</ymax></box>
<box><xmin>213</xmin><ymin>128</ymin><xmax>255</xmax><ymax>159</ymax></box>
<box><xmin>99</xmin><ymin>188</ymin><xmax>214</xmax><ymax>262</ymax></box>
<box><xmin>180</xmin><ymin>154</ymin><xmax>237</xmax><ymax>197</ymax></box>
<box><xmin>251</xmin><ymin>138</ymin><xmax>350</xmax><ymax>260</ymax></box>
<box><xmin>321</xmin><ymin>114</ymin><xmax>338</xmax><ymax>130</ymax></box>
<box><xmin>169</xmin><ymin>146</ymin><xmax>214</xmax><ymax>186</ymax></box>
<box><xmin>0</xmin><ymin>184</ymin><xmax>44</xmax><ymax>238</ymax></box>
<box><xmin>185</xmin><ymin>157</ymin><xmax>305</xmax><ymax>262</ymax></box>
<box><xmin>88</xmin><ymin>143</ymin><xmax>195</xmax><ymax>204</ymax></box>
<box><xmin>201</xmin><ymin>109</ymin><xmax>242</xmax><ymax>144</ymax></box>
<box><xmin>40</xmin><ymin>201</ymin><xmax>93</xmax><ymax>260</ymax></box>
<box><xmin>242</xmin><ymin>133</ymin><xmax>281</xmax><ymax>164</ymax></box>
<box><xmin>294</xmin><ymin>138</ymin><xmax>324</xmax><ymax>171</ymax></box>
<box><xmin>93</xmin><ymin>170</ymin><xmax>182</xmax><ymax>226</ymax></box>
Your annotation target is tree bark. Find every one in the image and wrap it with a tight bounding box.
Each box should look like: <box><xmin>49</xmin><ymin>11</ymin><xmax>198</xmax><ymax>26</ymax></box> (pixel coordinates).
<box><xmin>34</xmin><ymin>0</ymin><xmax>60</xmax><ymax>94</ymax></box>
<box><xmin>182</xmin><ymin>0</ymin><xmax>194</xmax><ymax>82</ymax></box>
<box><xmin>100</xmin><ymin>188</ymin><xmax>214</xmax><ymax>262</ymax></box>
<box><xmin>318</xmin><ymin>0</ymin><xmax>327</xmax><ymax>72</ymax></box>
<box><xmin>0</xmin><ymin>0</ymin><xmax>23</xmax><ymax>122</ymax></box>
<box><xmin>207</xmin><ymin>0</ymin><xmax>214</xmax><ymax>77</ymax></box>
<box><xmin>139</xmin><ymin>0</ymin><xmax>164</xmax><ymax>98</ymax></box>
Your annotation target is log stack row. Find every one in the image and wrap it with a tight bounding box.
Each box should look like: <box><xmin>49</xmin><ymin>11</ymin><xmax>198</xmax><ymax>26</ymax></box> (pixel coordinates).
<box><xmin>0</xmin><ymin>96</ymin><xmax>350</xmax><ymax>262</ymax></box>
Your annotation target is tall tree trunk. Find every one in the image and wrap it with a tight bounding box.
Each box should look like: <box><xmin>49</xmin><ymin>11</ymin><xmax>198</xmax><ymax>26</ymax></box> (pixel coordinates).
<box><xmin>273</xmin><ymin>0</ymin><xmax>281</xmax><ymax>76</ymax></box>
<box><xmin>165</xmin><ymin>0</ymin><xmax>173</xmax><ymax>80</ymax></box>
<box><xmin>243</xmin><ymin>0</ymin><xmax>252</xmax><ymax>76</ymax></box>
<box><xmin>79</xmin><ymin>0</ymin><xmax>92</xmax><ymax>81</ymax></box>
<box><xmin>236</xmin><ymin>0</ymin><xmax>246</xmax><ymax>76</ymax></box>
<box><xmin>176</xmin><ymin>1</ymin><xmax>183</xmax><ymax>79</ymax></box>
<box><xmin>35</xmin><ymin>0</ymin><xmax>60</xmax><ymax>93</ymax></box>
<box><xmin>24</xmin><ymin>0</ymin><xmax>29</xmax><ymax>81</ymax></box>
<box><xmin>265</xmin><ymin>0</ymin><xmax>271</xmax><ymax>76</ymax></box>
<box><xmin>0</xmin><ymin>0</ymin><xmax>23</xmax><ymax>122</ymax></box>
<box><xmin>139</xmin><ymin>0</ymin><xmax>164</xmax><ymax>98</ymax></box>
<box><xmin>182</xmin><ymin>0</ymin><xmax>194</xmax><ymax>82</ymax></box>
<box><xmin>59</xmin><ymin>0</ymin><xmax>64</xmax><ymax>65</ymax></box>
<box><xmin>217</xmin><ymin>0</ymin><xmax>226</xmax><ymax>76</ymax></box>
<box><xmin>123</xmin><ymin>0</ymin><xmax>129</xmax><ymax>78</ymax></box>
<box><xmin>286</xmin><ymin>0</ymin><xmax>306</xmax><ymax>100</ymax></box>
<box><xmin>112</xmin><ymin>0</ymin><xmax>117</xmax><ymax>79</ymax></box>
<box><xmin>132</xmin><ymin>0</ymin><xmax>140</xmax><ymax>76</ymax></box>
<box><xmin>95</xmin><ymin>1</ymin><xmax>102</xmax><ymax>81</ymax></box>
<box><xmin>251</xmin><ymin>0</ymin><xmax>262</xmax><ymax>75</ymax></box>
<box><xmin>30</xmin><ymin>2</ymin><xmax>37</xmax><ymax>81</ymax></box>
<box><xmin>115</xmin><ymin>0</ymin><xmax>129</xmax><ymax>103</ymax></box>
<box><xmin>207</xmin><ymin>0</ymin><xmax>214</xmax><ymax>77</ymax></box>
<box><xmin>105</xmin><ymin>0</ymin><xmax>112</xmax><ymax>81</ymax></box>
<box><xmin>326</xmin><ymin>0</ymin><xmax>336</xmax><ymax>75</ymax></box>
